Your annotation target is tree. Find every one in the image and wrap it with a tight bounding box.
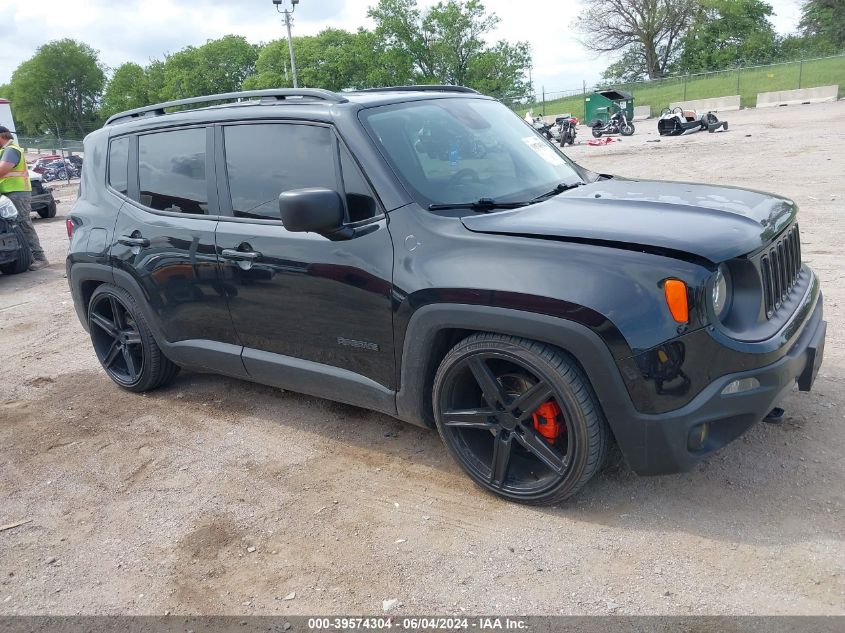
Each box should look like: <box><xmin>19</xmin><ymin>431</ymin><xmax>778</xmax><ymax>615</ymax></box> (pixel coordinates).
<box><xmin>242</xmin><ymin>28</ymin><xmax>413</xmax><ymax>91</ymax></box>
<box><xmin>368</xmin><ymin>0</ymin><xmax>531</xmax><ymax>95</ymax></box>
<box><xmin>799</xmin><ymin>0</ymin><xmax>845</xmax><ymax>50</ymax></box>
<box><xmin>466</xmin><ymin>41</ymin><xmax>533</xmax><ymax>104</ymax></box>
<box><xmin>423</xmin><ymin>0</ymin><xmax>499</xmax><ymax>85</ymax></box>
<box><xmin>675</xmin><ymin>0</ymin><xmax>779</xmax><ymax>72</ymax></box>
<box><xmin>153</xmin><ymin>35</ymin><xmax>259</xmax><ymax>101</ymax></box>
<box><xmin>600</xmin><ymin>49</ymin><xmax>652</xmax><ymax>83</ymax></box>
<box><xmin>10</xmin><ymin>39</ymin><xmax>105</xmax><ymax>138</ymax></box>
<box><xmin>578</xmin><ymin>0</ymin><xmax>697</xmax><ymax>79</ymax></box>
<box><xmin>101</xmin><ymin>62</ymin><xmax>149</xmax><ymax>117</ymax></box>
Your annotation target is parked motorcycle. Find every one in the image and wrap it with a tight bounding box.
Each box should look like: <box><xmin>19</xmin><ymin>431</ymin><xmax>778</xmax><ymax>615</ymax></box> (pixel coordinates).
<box><xmin>42</xmin><ymin>159</ymin><xmax>79</xmax><ymax>182</ymax></box>
<box><xmin>531</xmin><ymin>116</ymin><xmax>554</xmax><ymax>140</ymax></box>
<box><xmin>556</xmin><ymin>115</ymin><xmax>578</xmax><ymax>146</ymax></box>
<box><xmin>590</xmin><ymin>109</ymin><xmax>635</xmax><ymax>137</ymax></box>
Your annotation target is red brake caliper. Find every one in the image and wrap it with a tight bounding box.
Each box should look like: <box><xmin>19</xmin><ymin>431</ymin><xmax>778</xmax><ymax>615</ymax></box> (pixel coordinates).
<box><xmin>532</xmin><ymin>400</ymin><xmax>565</xmax><ymax>444</ymax></box>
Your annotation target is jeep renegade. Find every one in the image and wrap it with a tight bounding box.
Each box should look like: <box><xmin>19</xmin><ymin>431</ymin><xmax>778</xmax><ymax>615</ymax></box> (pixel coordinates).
<box><xmin>67</xmin><ymin>87</ymin><xmax>826</xmax><ymax>504</ymax></box>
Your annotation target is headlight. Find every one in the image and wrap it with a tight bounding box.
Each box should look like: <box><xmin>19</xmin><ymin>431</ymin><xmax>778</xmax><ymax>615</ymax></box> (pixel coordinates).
<box><xmin>712</xmin><ymin>264</ymin><xmax>731</xmax><ymax>319</ymax></box>
<box><xmin>0</xmin><ymin>196</ymin><xmax>17</xmax><ymax>220</ymax></box>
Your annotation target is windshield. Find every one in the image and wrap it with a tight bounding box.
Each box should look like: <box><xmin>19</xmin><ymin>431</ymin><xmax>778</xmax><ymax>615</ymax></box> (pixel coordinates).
<box><xmin>360</xmin><ymin>98</ymin><xmax>583</xmax><ymax>207</ymax></box>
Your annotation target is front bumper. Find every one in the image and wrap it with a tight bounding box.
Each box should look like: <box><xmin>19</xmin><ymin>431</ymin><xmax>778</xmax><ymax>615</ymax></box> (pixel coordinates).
<box><xmin>621</xmin><ymin>297</ymin><xmax>826</xmax><ymax>475</ymax></box>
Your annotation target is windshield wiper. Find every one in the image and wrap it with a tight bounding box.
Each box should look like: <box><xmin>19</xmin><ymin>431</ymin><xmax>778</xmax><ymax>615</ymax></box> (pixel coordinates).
<box><xmin>529</xmin><ymin>181</ymin><xmax>586</xmax><ymax>203</ymax></box>
<box><xmin>428</xmin><ymin>198</ymin><xmax>528</xmax><ymax>212</ymax></box>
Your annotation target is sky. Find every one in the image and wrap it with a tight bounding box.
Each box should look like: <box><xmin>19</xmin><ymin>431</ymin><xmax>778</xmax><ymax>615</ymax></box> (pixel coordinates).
<box><xmin>1</xmin><ymin>0</ymin><xmax>805</xmax><ymax>94</ymax></box>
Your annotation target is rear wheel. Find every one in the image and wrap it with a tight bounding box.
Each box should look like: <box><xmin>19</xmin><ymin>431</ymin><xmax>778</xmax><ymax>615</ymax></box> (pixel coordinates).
<box><xmin>591</xmin><ymin>127</ymin><xmax>603</xmax><ymax>138</ymax></box>
<box><xmin>0</xmin><ymin>227</ymin><xmax>32</xmax><ymax>275</ymax></box>
<box><xmin>433</xmin><ymin>333</ymin><xmax>609</xmax><ymax>504</ymax></box>
<box><xmin>87</xmin><ymin>284</ymin><xmax>179</xmax><ymax>392</ymax></box>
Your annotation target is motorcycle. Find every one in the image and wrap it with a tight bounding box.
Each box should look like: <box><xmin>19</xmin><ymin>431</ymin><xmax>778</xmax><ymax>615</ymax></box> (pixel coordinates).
<box><xmin>42</xmin><ymin>159</ymin><xmax>80</xmax><ymax>182</ymax></box>
<box><xmin>530</xmin><ymin>116</ymin><xmax>554</xmax><ymax>140</ymax></box>
<box><xmin>590</xmin><ymin>109</ymin><xmax>635</xmax><ymax>137</ymax></box>
<box><xmin>658</xmin><ymin>107</ymin><xmax>728</xmax><ymax>136</ymax></box>
<box><xmin>556</xmin><ymin>115</ymin><xmax>578</xmax><ymax>146</ymax></box>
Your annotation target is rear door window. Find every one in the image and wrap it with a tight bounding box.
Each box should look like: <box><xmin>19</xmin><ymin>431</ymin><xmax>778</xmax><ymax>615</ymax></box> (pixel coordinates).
<box><xmin>138</xmin><ymin>127</ymin><xmax>209</xmax><ymax>214</ymax></box>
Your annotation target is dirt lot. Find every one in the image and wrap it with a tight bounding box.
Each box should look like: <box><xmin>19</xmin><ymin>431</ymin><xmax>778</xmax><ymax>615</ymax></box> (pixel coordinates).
<box><xmin>1</xmin><ymin>102</ymin><xmax>843</xmax><ymax>616</ymax></box>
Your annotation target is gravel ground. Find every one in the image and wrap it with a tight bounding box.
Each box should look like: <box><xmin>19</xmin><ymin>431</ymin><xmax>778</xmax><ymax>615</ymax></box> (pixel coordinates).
<box><xmin>0</xmin><ymin>102</ymin><xmax>843</xmax><ymax>616</ymax></box>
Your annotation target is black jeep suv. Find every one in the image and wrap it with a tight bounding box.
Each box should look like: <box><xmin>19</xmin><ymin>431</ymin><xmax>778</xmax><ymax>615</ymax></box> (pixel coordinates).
<box><xmin>67</xmin><ymin>87</ymin><xmax>826</xmax><ymax>504</ymax></box>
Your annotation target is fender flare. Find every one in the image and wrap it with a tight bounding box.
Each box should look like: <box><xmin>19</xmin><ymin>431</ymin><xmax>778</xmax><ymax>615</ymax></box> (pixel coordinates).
<box><xmin>68</xmin><ymin>262</ymin><xmax>115</xmax><ymax>331</ymax></box>
<box><xmin>395</xmin><ymin>303</ymin><xmax>645</xmax><ymax>459</ymax></box>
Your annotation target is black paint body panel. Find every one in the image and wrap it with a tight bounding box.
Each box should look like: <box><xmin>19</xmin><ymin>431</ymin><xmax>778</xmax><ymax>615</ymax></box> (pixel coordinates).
<box><xmin>66</xmin><ymin>91</ymin><xmax>826</xmax><ymax>476</ymax></box>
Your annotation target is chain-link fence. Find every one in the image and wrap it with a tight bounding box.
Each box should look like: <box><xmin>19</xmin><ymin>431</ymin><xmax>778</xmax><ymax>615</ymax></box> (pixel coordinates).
<box><xmin>517</xmin><ymin>53</ymin><xmax>845</xmax><ymax>120</ymax></box>
<box><xmin>18</xmin><ymin>136</ymin><xmax>84</xmax><ymax>154</ymax></box>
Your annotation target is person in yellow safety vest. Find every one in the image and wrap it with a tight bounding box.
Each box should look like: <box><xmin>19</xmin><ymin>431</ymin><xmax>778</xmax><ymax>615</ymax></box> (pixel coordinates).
<box><xmin>0</xmin><ymin>125</ymin><xmax>48</xmax><ymax>270</ymax></box>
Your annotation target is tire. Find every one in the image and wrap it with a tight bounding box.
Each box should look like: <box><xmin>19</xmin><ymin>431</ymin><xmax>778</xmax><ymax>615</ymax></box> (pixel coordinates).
<box><xmin>591</xmin><ymin>127</ymin><xmax>603</xmax><ymax>138</ymax></box>
<box><xmin>0</xmin><ymin>227</ymin><xmax>32</xmax><ymax>274</ymax></box>
<box><xmin>621</xmin><ymin>123</ymin><xmax>635</xmax><ymax>136</ymax></box>
<box><xmin>433</xmin><ymin>333</ymin><xmax>610</xmax><ymax>505</ymax></box>
<box><xmin>87</xmin><ymin>284</ymin><xmax>180</xmax><ymax>392</ymax></box>
<box><xmin>36</xmin><ymin>201</ymin><xmax>57</xmax><ymax>219</ymax></box>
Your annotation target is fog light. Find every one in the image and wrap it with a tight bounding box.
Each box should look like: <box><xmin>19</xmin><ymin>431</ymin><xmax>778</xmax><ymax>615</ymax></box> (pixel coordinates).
<box><xmin>688</xmin><ymin>423</ymin><xmax>709</xmax><ymax>451</ymax></box>
<box><xmin>721</xmin><ymin>377</ymin><xmax>760</xmax><ymax>395</ymax></box>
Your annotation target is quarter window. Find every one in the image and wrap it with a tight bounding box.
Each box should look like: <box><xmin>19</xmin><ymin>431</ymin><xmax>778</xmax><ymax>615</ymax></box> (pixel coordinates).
<box><xmin>138</xmin><ymin>128</ymin><xmax>208</xmax><ymax>214</ymax></box>
<box><xmin>108</xmin><ymin>136</ymin><xmax>129</xmax><ymax>195</ymax></box>
<box><xmin>224</xmin><ymin>123</ymin><xmax>336</xmax><ymax>220</ymax></box>
<box><xmin>339</xmin><ymin>144</ymin><xmax>379</xmax><ymax>222</ymax></box>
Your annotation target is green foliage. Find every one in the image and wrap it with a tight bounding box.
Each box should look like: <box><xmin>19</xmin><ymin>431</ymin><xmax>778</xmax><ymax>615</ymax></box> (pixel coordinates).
<box><xmin>601</xmin><ymin>50</ymin><xmax>652</xmax><ymax>84</ymax></box>
<box><xmin>101</xmin><ymin>63</ymin><xmax>149</xmax><ymax>118</ymax></box>
<box><xmin>10</xmin><ymin>39</ymin><xmax>105</xmax><ymax>137</ymax></box>
<box><xmin>676</xmin><ymin>0</ymin><xmax>779</xmax><ymax>72</ymax></box>
<box><xmin>466</xmin><ymin>41</ymin><xmax>533</xmax><ymax>103</ymax></box>
<box><xmin>368</xmin><ymin>0</ymin><xmax>531</xmax><ymax>99</ymax></box>
<box><xmin>242</xmin><ymin>28</ymin><xmax>413</xmax><ymax>91</ymax></box>
<box><xmin>800</xmin><ymin>0</ymin><xmax>845</xmax><ymax>49</ymax></box>
<box><xmin>152</xmin><ymin>35</ymin><xmax>259</xmax><ymax>101</ymax></box>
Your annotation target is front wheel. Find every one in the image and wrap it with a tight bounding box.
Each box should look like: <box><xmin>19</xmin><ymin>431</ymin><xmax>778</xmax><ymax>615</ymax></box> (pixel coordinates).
<box><xmin>433</xmin><ymin>333</ymin><xmax>610</xmax><ymax>504</ymax></box>
<box><xmin>87</xmin><ymin>284</ymin><xmax>180</xmax><ymax>392</ymax></box>
<box><xmin>37</xmin><ymin>201</ymin><xmax>57</xmax><ymax>219</ymax></box>
<box><xmin>591</xmin><ymin>127</ymin><xmax>603</xmax><ymax>138</ymax></box>
<box><xmin>0</xmin><ymin>227</ymin><xmax>32</xmax><ymax>274</ymax></box>
<box><xmin>621</xmin><ymin>123</ymin><xmax>635</xmax><ymax>136</ymax></box>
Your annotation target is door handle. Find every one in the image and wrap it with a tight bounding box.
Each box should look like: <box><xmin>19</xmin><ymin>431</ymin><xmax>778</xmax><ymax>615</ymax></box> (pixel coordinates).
<box><xmin>221</xmin><ymin>248</ymin><xmax>262</xmax><ymax>261</ymax></box>
<box><xmin>118</xmin><ymin>235</ymin><xmax>150</xmax><ymax>247</ymax></box>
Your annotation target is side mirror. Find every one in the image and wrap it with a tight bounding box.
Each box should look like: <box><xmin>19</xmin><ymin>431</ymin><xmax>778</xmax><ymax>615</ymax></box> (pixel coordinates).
<box><xmin>278</xmin><ymin>188</ymin><xmax>352</xmax><ymax>240</ymax></box>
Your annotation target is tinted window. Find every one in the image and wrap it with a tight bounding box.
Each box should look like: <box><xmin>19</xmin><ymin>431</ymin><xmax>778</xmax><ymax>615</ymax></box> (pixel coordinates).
<box><xmin>224</xmin><ymin>124</ymin><xmax>336</xmax><ymax>220</ymax></box>
<box><xmin>108</xmin><ymin>136</ymin><xmax>129</xmax><ymax>195</ymax></box>
<box><xmin>138</xmin><ymin>128</ymin><xmax>208</xmax><ymax>214</ymax></box>
<box><xmin>339</xmin><ymin>144</ymin><xmax>378</xmax><ymax>223</ymax></box>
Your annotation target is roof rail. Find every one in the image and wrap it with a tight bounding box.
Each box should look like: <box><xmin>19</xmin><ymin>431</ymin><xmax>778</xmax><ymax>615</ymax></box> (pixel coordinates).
<box><xmin>353</xmin><ymin>85</ymin><xmax>479</xmax><ymax>94</ymax></box>
<box><xmin>105</xmin><ymin>88</ymin><xmax>348</xmax><ymax>126</ymax></box>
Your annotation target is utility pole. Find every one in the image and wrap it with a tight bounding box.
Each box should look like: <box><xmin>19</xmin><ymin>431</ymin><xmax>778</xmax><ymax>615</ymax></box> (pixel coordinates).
<box><xmin>273</xmin><ymin>0</ymin><xmax>301</xmax><ymax>88</ymax></box>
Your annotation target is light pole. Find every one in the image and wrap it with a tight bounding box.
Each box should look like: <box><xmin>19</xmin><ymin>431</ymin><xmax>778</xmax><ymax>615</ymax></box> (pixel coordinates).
<box><xmin>272</xmin><ymin>0</ymin><xmax>300</xmax><ymax>88</ymax></box>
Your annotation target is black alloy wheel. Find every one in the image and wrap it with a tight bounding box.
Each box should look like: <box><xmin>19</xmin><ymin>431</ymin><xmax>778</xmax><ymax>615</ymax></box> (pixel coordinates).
<box><xmin>87</xmin><ymin>284</ymin><xmax>179</xmax><ymax>392</ymax></box>
<box><xmin>433</xmin><ymin>334</ymin><xmax>609</xmax><ymax>504</ymax></box>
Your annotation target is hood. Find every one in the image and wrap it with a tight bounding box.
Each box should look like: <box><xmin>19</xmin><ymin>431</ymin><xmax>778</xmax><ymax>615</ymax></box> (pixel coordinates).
<box><xmin>460</xmin><ymin>178</ymin><xmax>797</xmax><ymax>263</ymax></box>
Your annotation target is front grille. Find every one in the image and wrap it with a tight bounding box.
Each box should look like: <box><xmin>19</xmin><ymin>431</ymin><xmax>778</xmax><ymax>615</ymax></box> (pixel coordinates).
<box><xmin>759</xmin><ymin>224</ymin><xmax>802</xmax><ymax>319</ymax></box>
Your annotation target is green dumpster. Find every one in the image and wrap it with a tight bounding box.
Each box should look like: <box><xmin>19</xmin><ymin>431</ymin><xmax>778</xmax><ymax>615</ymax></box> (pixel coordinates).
<box><xmin>584</xmin><ymin>90</ymin><xmax>634</xmax><ymax>126</ymax></box>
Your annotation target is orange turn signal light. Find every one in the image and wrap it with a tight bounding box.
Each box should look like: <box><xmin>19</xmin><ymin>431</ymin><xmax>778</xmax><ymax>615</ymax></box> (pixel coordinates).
<box><xmin>663</xmin><ymin>279</ymin><xmax>689</xmax><ymax>323</ymax></box>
